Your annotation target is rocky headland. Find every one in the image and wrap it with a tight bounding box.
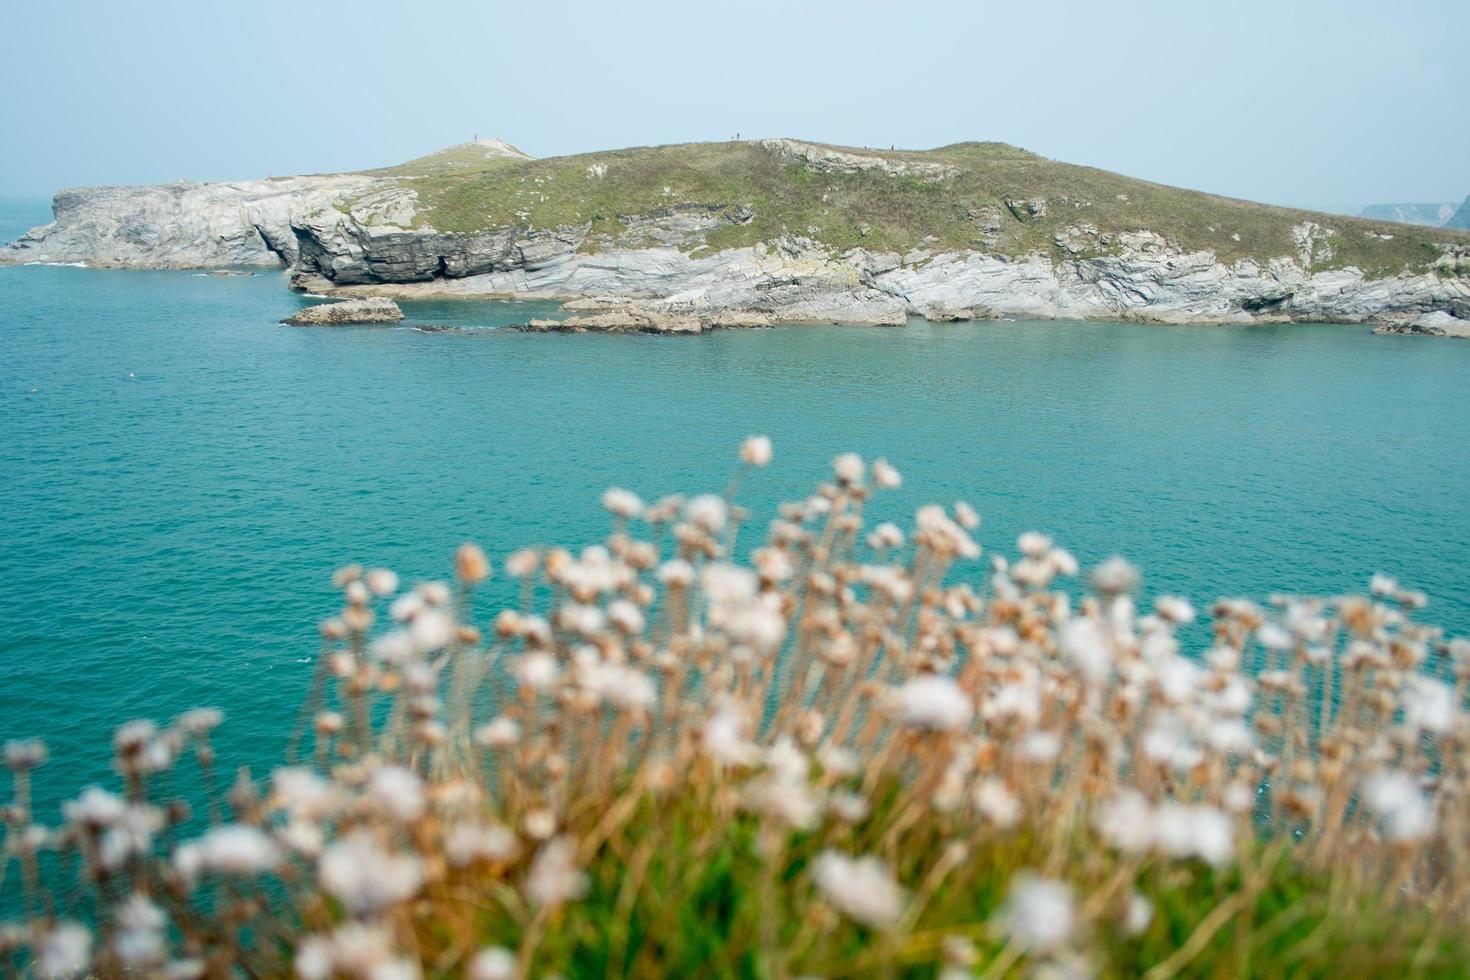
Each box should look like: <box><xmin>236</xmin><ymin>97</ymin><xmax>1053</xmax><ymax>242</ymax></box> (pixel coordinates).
<box><xmin>6</xmin><ymin>137</ymin><xmax>1469</xmax><ymax>333</ymax></box>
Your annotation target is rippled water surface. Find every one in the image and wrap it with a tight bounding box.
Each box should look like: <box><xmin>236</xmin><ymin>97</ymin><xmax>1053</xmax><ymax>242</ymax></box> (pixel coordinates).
<box><xmin>3</xmin><ymin>198</ymin><xmax>1469</xmax><ymax>815</ymax></box>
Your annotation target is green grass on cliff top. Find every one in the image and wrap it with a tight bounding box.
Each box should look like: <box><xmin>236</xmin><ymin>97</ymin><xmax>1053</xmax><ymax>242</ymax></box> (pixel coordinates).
<box><xmin>362</xmin><ymin>139</ymin><xmax>1469</xmax><ymax>277</ymax></box>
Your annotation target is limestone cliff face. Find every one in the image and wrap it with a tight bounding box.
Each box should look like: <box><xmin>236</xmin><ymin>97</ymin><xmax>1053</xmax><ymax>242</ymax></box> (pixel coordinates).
<box><xmin>0</xmin><ymin>139</ymin><xmax>532</xmax><ymax>270</ymax></box>
<box><xmin>307</xmin><ymin>225</ymin><xmax>1470</xmax><ymax>327</ymax></box>
<box><xmin>1</xmin><ymin>175</ymin><xmax>396</xmax><ymax>268</ymax></box>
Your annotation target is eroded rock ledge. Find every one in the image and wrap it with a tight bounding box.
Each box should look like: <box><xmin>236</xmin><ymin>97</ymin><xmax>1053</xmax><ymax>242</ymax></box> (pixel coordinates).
<box><xmin>313</xmin><ymin>231</ymin><xmax>1470</xmax><ymax>331</ymax></box>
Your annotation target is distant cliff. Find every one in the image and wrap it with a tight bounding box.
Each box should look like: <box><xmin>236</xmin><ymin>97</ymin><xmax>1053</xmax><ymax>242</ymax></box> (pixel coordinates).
<box><xmin>1359</xmin><ymin>202</ymin><xmax>1460</xmax><ymax>227</ymax></box>
<box><xmin>5</xmin><ymin>137</ymin><xmax>1469</xmax><ymax>329</ymax></box>
<box><xmin>1447</xmin><ymin>197</ymin><xmax>1470</xmax><ymax>231</ymax></box>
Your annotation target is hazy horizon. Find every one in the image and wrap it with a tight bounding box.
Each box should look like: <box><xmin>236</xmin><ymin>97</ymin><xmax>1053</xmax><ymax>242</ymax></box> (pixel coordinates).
<box><xmin>0</xmin><ymin>0</ymin><xmax>1465</xmax><ymax>216</ymax></box>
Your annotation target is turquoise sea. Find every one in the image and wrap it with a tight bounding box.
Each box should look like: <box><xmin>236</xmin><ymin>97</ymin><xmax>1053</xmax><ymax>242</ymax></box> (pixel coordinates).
<box><xmin>3</xmin><ymin>197</ymin><xmax>1469</xmax><ymax>817</ymax></box>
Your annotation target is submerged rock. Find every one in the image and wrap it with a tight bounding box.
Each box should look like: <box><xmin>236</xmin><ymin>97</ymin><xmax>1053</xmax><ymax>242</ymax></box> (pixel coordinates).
<box><xmin>282</xmin><ymin>298</ymin><xmax>403</xmax><ymax>326</ymax></box>
<box><xmin>521</xmin><ymin>309</ymin><xmax>704</xmax><ymax>335</ymax></box>
<box><xmin>516</xmin><ymin>295</ymin><xmax>908</xmax><ymax>335</ymax></box>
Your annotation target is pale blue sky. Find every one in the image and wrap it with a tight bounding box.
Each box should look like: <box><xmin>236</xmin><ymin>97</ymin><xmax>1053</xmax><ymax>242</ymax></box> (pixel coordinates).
<box><xmin>1</xmin><ymin>0</ymin><xmax>1464</xmax><ymax>213</ymax></box>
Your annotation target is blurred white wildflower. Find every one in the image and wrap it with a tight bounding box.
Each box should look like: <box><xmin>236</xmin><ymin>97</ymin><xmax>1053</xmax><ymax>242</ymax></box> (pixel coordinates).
<box><xmin>35</xmin><ymin>921</ymin><xmax>92</xmax><ymax>979</ymax></box>
<box><xmin>1020</xmin><ymin>730</ymin><xmax>1062</xmax><ymax>763</ymax></box>
<box><xmin>1091</xmin><ymin>557</ymin><xmax>1139</xmax><ymax>595</ymax></box>
<box><xmin>176</xmin><ymin>708</ymin><xmax>223</xmax><ymax>735</ymax></box>
<box><xmin>514</xmin><ymin>651</ymin><xmax>561</xmax><ymax>692</ymax></box>
<box><xmin>1155</xmin><ymin>595</ymin><xmax>1196</xmax><ymax>624</ymax></box>
<box><xmin>1365</xmin><ymin>770</ymin><xmax>1435</xmax><ymax>842</ymax></box>
<box><xmin>685</xmin><ymin>494</ymin><xmax>729</xmax><ymax>533</ymax></box>
<box><xmin>729</xmin><ymin>595</ymin><xmax>788</xmax><ymax>657</ymax></box>
<box><xmin>113</xmin><ymin>719</ymin><xmax>157</xmax><ymax>755</ymax></box>
<box><xmin>278</xmin><ymin>820</ymin><xmax>324</xmax><ymax>858</ymax></box>
<box><xmin>272</xmin><ymin>767</ymin><xmax>340</xmax><ymax>820</ymax></box>
<box><xmin>703</xmin><ymin>705</ymin><xmax>760</xmax><ymax>767</ymax></box>
<box><xmin>1123</xmin><ymin>893</ymin><xmax>1153</xmax><ymax>936</ymax></box>
<box><xmin>112</xmin><ymin>892</ymin><xmax>166</xmax><ymax>967</ymax></box>
<box><xmin>63</xmin><ymin>786</ymin><xmax>127</xmax><ymax>827</ymax></box>
<box><xmin>833</xmin><ymin>452</ymin><xmax>865</xmax><ymax>484</ymax></box>
<box><xmin>1403</xmin><ymin>676</ymin><xmax>1457</xmax><ymax>735</ymax></box>
<box><xmin>1000</xmin><ymin>874</ymin><xmax>1074</xmax><ymax>952</ymax></box>
<box><xmin>186</xmin><ymin>823</ymin><xmax>279</xmax><ymax>877</ymax></box>
<box><xmin>467</xmin><ymin>947</ymin><xmax>518</xmax><ymax>980</ymax></box>
<box><xmin>295</xmin><ymin>923</ymin><xmax>407</xmax><ymax>980</ymax></box>
<box><xmin>601</xmin><ymin>487</ymin><xmax>644</xmax><ymax>519</ymax></box>
<box><xmin>829</xmin><ymin>790</ymin><xmax>870</xmax><ymax>823</ymax></box>
<box><xmin>409</xmin><ymin>609</ymin><xmax>455</xmax><ymax>654</ymax></box>
<box><xmin>607</xmin><ymin>598</ymin><xmax>646</xmax><ymax>635</ymax></box>
<box><xmin>581</xmin><ymin>661</ymin><xmax>657</xmax><ymax>712</ymax></box>
<box><xmin>747</xmin><ymin>738</ymin><xmax>822</xmax><ymax>829</ymax></box>
<box><xmin>1370</xmin><ymin>573</ymin><xmax>1397</xmax><ymax>597</ymax></box>
<box><xmin>526</xmin><ymin>837</ymin><xmax>588</xmax><ymax>907</ymax></box>
<box><xmin>916</xmin><ymin>505</ymin><xmax>981</xmax><ymax>559</ymax></box>
<box><xmin>741</xmin><ymin>435</ymin><xmax>773</xmax><ymax>467</ymax></box>
<box><xmin>1257</xmin><ymin>622</ymin><xmax>1294</xmax><ymax>652</ymax></box>
<box><xmin>1018</xmin><ymin>532</ymin><xmax>1052</xmax><ymax>558</ymax></box>
<box><xmin>974</xmin><ymin>778</ymin><xmax>1021</xmax><ymax>828</ymax></box>
<box><xmin>365</xmin><ymin>568</ymin><xmax>398</xmax><ymax>596</ymax></box>
<box><xmin>1153</xmin><ymin>802</ymin><xmax>1235</xmax><ymax>866</ymax></box>
<box><xmin>366</xmin><ymin>765</ymin><xmax>426</xmax><ymax>823</ymax></box>
<box><xmin>811</xmin><ymin>851</ymin><xmax>905</xmax><ymax>928</ymax></box>
<box><xmin>1061</xmin><ymin>617</ymin><xmax>1112</xmax><ymax>684</ymax></box>
<box><xmin>870</xmin><ymin>521</ymin><xmax>904</xmax><ymax>549</ymax></box>
<box><xmin>504</xmin><ymin>548</ymin><xmax>539</xmax><ymax>578</ymax></box>
<box><xmin>656</xmin><ymin>558</ymin><xmax>695</xmax><ymax>588</ymax></box>
<box><xmin>871</xmin><ymin>458</ymin><xmax>901</xmax><ymax>488</ymax></box>
<box><xmin>446</xmin><ymin>822</ymin><xmax>520</xmax><ymax>867</ymax></box>
<box><xmin>474</xmin><ymin>716</ymin><xmax>521</xmax><ymax>749</ymax></box>
<box><xmin>319</xmin><ymin>832</ymin><xmax>424</xmax><ymax>914</ymax></box>
<box><xmin>892</xmin><ymin>675</ymin><xmax>973</xmax><ymax>731</ymax></box>
<box><xmin>1096</xmin><ymin>791</ymin><xmax>1154</xmax><ymax>854</ymax></box>
<box><xmin>389</xmin><ymin>592</ymin><xmax>424</xmax><ymax>623</ymax></box>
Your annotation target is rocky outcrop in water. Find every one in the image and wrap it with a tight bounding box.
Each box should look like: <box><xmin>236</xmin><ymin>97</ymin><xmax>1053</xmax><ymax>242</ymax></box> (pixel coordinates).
<box><xmin>1372</xmin><ymin>310</ymin><xmax>1470</xmax><ymax>339</ymax></box>
<box><xmin>282</xmin><ymin>297</ymin><xmax>403</xmax><ymax>326</ymax></box>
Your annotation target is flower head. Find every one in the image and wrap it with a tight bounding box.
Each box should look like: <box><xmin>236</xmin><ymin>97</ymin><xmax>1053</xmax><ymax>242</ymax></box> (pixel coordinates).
<box><xmin>319</xmin><ymin>832</ymin><xmax>424</xmax><ymax>914</ymax></box>
<box><xmin>891</xmin><ymin>675</ymin><xmax>973</xmax><ymax>731</ymax></box>
<box><xmin>999</xmin><ymin>874</ymin><xmax>1074</xmax><ymax>952</ymax></box>
<box><xmin>740</xmin><ymin>435</ymin><xmax>773</xmax><ymax>467</ymax></box>
<box><xmin>811</xmin><ymin>851</ymin><xmax>905</xmax><ymax>928</ymax></box>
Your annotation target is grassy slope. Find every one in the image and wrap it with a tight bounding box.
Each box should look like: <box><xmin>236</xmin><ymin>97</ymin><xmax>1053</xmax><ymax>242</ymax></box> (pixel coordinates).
<box><xmin>359</xmin><ymin>140</ymin><xmax>1470</xmax><ymax>277</ymax></box>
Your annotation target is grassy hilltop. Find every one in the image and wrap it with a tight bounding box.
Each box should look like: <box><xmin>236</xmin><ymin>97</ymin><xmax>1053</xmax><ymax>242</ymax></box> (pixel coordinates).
<box><xmin>356</xmin><ymin>139</ymin><xmax>1470</xmax><ymax>277</ymax></box>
